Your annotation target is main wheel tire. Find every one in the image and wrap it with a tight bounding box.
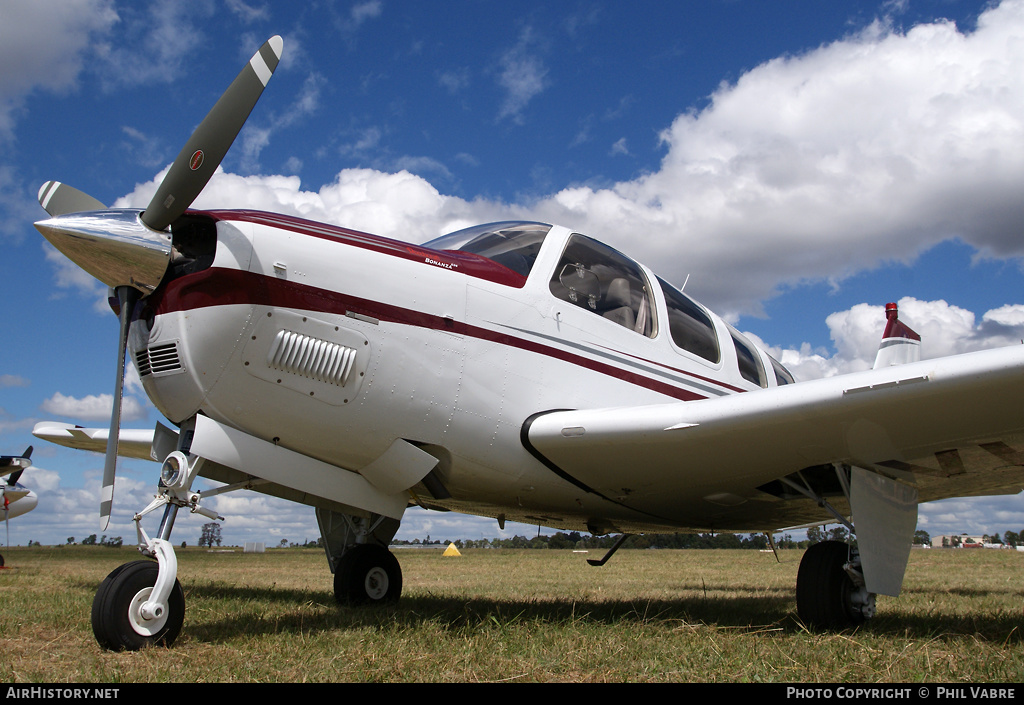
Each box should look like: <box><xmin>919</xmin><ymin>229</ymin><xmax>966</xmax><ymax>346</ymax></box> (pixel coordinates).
<box><xmin>796</xmin><ymin>540</ymin><xmax>867</xmax><ymax>630</ymax></box>
<box><xmin>91</xmin><ymin>560</ymin><xmax>185</xmax><ymax>651</ymax></box>
<box><xmin>333</xmin><ymin>544</ymin><xmax>402</xmax><ymax>605</ymax></box>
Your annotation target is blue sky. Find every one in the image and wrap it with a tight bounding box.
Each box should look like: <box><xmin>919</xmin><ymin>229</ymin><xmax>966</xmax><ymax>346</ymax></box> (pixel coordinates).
<box><xmin>3</xmin><ymin>0</ymin><xmax>1024</xmax><ymax>548</ymax></box>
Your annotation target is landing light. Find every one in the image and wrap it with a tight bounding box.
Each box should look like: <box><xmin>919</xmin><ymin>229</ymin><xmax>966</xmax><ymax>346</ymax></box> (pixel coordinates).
<box><xmin>159</xmin><ymin>451</ymin><xmax>189</xmax><ymax>490</ymax></box>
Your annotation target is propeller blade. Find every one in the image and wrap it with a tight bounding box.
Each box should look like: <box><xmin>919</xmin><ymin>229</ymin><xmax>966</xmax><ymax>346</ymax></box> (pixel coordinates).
<box><xmin>37</xmin><ymin>181</ymin><xmax>106</xmax><ymax>217</ymax></box>
<box><xmin>100</xmin><ymin>285</ymin><xmax>140</xmax><ymax>531</ymax></box>
<box><xmin>141</xmin><ymin>35</ymin><xmax>284</xmax><ymax>232</ymax></box>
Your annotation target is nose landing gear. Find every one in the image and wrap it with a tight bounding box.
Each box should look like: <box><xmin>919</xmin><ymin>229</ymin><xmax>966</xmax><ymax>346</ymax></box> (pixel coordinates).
<box><xmin>92</xmin><ymin>557</ymin><xmax>185</xmax><ymax>651</ymax></box>
<box><xmin>90</xmin><ymin>444</ymin><xmax>219</xmax><ymax>651</ymax></box>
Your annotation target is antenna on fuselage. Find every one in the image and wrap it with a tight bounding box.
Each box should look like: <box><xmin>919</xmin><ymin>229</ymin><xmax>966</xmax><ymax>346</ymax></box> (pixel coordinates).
<box><xmin>681</xmin><ymin>273</ymin><xmax>690</xmax><ymax>291</ymax></box>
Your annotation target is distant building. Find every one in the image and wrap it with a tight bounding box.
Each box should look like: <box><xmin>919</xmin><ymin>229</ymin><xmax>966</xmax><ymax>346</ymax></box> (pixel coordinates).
<box><xmin>931</xmin><ymin>535</ymin><xmax>1011</xmax><ymax>549</ymax></box>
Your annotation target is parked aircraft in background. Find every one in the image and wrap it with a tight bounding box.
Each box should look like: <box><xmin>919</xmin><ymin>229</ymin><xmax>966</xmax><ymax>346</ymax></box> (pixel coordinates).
<box><xmin>31</xmin><ymin>36</ymin><xmax>1024</xmax><ymax>650</ymax></box>
<box><xmin>1</xmin><ymin>447</ymin><xmax>38</xmax><ymax>567</ymax></box>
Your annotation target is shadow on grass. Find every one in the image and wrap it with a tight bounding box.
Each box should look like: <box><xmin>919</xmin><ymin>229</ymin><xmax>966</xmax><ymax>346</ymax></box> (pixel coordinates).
<box><xmin>176</xmin><ymin>580</ymin><xmax>1023</xmax><ymax>646</ymax></box>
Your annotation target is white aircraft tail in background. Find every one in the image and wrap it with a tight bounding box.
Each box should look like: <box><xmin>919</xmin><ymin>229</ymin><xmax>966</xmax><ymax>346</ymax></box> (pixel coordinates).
<box><xmin>873</xmin><ymin>302</ymin><xmax>922</xmax><ymax>369</ymax></box>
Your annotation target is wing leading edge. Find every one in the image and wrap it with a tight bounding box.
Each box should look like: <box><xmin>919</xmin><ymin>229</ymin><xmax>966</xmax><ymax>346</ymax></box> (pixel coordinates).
<box><xmin>525</xmin><ymin>344</ymin><xmax>1024</xmax><ymax>532</ymax></box>
<box><xmin>32</xmin><ymin>421</ymin><xmax>174</xmax><ymax>462</ymax></box>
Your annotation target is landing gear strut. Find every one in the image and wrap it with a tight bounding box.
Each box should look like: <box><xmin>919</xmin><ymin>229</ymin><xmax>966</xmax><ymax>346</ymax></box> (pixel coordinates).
<box><xmin>780</xmin><ymin>464</ymin><xmax>911</xmax><ymax>630</ymax></box>
<box><xmin>90</xmin><ymin>443</ymin><xmax>221</xmax><ymax>651</ymax></box>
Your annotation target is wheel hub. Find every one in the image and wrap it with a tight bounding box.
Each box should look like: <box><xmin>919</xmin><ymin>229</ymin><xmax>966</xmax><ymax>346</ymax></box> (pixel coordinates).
<box><xmin>364</xmin><ymin>566</ymin><xmax>390</xmax><ymax>600</ymax></box>
<box><xmin>128</xmin><ymin>587</ymin><xmax>168</xmax><ymax>636</ymax></box>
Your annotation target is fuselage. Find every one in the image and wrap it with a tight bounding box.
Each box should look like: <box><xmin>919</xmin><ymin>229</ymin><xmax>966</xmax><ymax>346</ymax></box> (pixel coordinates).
<box><xmin>132</xmin><ymin>212</ymin><xmax>793</xmax><ymax>533</ymax></box>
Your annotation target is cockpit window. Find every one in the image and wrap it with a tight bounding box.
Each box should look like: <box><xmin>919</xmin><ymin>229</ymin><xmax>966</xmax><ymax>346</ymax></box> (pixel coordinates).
<box><xmin>657</xmin><ymin>277</ymin><xmax>720</xmax><ymax>363</ymax></box>
<box><xmin>549</xmin><ymin>234</ymin><xmax>656</xmax><ymax>337</ymax></box>
<box><xmin>423</xmin><ymin>221</ymin><xmax>551</xmax><ymax>278</ymax></box>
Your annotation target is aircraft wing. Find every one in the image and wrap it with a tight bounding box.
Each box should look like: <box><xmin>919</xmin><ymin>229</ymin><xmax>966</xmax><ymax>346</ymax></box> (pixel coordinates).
<box><xmin>32</xmin><ymin>421</ymin><xmax>174</xmax><ymax>462</ymax></box>
<box><xmin>525</xmin><ymin>344</ymin><xmax>1024</xmax><ymax>532</ymax></box>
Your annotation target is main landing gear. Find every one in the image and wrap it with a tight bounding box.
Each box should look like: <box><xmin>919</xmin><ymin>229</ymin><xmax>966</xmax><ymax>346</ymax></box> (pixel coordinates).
<box><xmin>796</xmin><ymin>539</ymin><xmax>875</xmax><ymax>629</ymax></box>
<box><xmin>780</xmin><ymin>462</ymin><xmax>918</xmax><ymax>631</ymax></box>
<box><xmin>333</xmin><ymin>543</ymin><xmax>403</xmax><ymax>604</ymax></box>
<box><xmin>319</xmin><ymin>508</ymin><xmax>404</xmax><ymax>606</ymax></box>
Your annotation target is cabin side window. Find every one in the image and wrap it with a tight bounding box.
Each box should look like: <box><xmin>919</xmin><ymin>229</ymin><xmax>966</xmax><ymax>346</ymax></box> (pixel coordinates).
<box><xmin>657</xmin><ymin>277</ymin><xmax>720</xmax><ymax>363</ymax></box>
<box><xmin>549</xmin><ymin>234</ymin><xmax>656</xmax><ymax>337</ymax></box>
<box><xmin>729</xmin><ymin>326</ymin><xmax>767</xmax><ymax>388</ymax></box>
<box><xmin>768</xmin><ymin>353</ymin><xmax>795</xmax><ymax>385</ymax></box>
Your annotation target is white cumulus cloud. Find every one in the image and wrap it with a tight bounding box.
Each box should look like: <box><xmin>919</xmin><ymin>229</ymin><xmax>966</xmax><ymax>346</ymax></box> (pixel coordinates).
<box><xmin>40</xmin><ymin>392</ymin><xmax>147</xmax><ymax>422</ymax></box>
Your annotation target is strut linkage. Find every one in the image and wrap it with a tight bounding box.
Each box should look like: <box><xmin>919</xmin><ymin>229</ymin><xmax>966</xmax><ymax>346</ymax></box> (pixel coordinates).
<box><xmin>779</xmin><ymin>463</ymin><xmax>856</xmax><ymax>534</ymax></box>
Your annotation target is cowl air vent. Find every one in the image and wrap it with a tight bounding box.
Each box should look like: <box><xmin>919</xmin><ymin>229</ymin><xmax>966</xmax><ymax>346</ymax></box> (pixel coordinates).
<box><xmin>136</xmin><ymin>341</ymin><xmax>183</xmax><ymax>377</ymax></box>
<box><xmin>267</xmin><ymin>329</ymin><xmax>357</xmax><ymax>387</ymax></box>
<box><xmin>243</xmin><ymin>310</ymin><xmax>371</xmax><ymax>406</ymax></box>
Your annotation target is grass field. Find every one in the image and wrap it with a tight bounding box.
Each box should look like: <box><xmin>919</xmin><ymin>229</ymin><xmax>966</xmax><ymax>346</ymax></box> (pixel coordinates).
<box><xmin>0</xmin><ymin>545</ymin><xmax>1021</xmax><ymax>682</ymax></box>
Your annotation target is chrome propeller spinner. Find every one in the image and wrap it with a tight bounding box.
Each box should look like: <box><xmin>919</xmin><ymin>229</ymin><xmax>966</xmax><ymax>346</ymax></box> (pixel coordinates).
<box><xmin>33</xmin><ymin>36</ymin><xmax>284</xmax><ymax>530</ymax></box>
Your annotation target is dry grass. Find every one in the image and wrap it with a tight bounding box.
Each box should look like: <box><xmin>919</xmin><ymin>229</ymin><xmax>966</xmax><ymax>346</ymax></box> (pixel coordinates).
<box><xmin>0</xmin><ymin>545</ymin><xmax>1021</xmax><ymax>682</ymax></box>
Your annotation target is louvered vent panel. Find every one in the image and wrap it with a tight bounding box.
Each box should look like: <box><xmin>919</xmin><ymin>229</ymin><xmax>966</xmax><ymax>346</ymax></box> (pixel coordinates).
<box><xmin>135</xmin><ymin>349</ymin><xmax>151</xmax><ymax>377</ymax></box>
<box><xmin>136</xmin><ymin>342</ymin><xmax>182</xmax><ymax>377</ymax></box>
<box><xmin>267</xmin><ymin>330</ymin><xmax>357</xmax><ymax>387</ymax></box>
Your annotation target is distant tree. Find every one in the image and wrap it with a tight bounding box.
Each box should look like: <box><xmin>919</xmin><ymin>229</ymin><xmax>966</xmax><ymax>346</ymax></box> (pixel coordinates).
<box><xmin>913</xmin><ymin>530</ymin><xmax>931</xmax><ymax>546</ymax></box>
<box><xmin>547</xmin><ymin>532</ymin><xmax>575</xmax><ymax>549</ymax></box>
<box><xmin>826</xmin><ymin>526</ymin><xmax>849</xmax><ymax>542</ymax></box>
<box><xmin>806</xmin><ymin>526</ymin><xmax>825</xmax><ymax>544</ymax></box>
<box><xmin>199</xmin><ymin>522</ymin><xmax>222</xmax><ymax>548</ymax></box>
<box><xmin>743</xmin><ymin>533</ymin><xmax>768</xmax><ymax>550</ymax></box>
<box><xmin>1004</xmin><ymin>531</ymin><xmax>1020</xmax><ymax>547</ymax></box>
<box><xmin>82</xmin><ymin>534</ymin><xmax>97</xmax><ymax>546</ymax></box>
<box><xmin>66</xmin><ymin>537</ymin><xmax>75</xmax><ymax>545</ymax></box>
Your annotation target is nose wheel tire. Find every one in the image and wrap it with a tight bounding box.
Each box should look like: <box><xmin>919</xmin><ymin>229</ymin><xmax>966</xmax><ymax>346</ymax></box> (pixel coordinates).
<box><xmin>333</xmin><ymin>544</ymin><xmax>402</xmax><ymax>605</ymax></box>
<box><xmin>92</xmin><ymin>560</ymin><xmax>185</xmax><ymax>651</ymax></box>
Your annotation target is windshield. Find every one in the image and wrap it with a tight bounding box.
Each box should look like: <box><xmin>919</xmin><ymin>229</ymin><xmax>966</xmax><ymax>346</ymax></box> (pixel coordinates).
<box><xmin>423</xmin><ymin>221</ymin><xmax>551</xmax><ymax>278</ymax></box>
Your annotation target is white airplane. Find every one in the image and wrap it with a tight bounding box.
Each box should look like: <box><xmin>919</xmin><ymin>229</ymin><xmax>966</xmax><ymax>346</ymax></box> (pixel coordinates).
<box><xmin>30</xmin><ymin>36</ymin><xmax>1024</xmax><ymax>651</ymax></box>
<box><xmin>1</xmin><ymin>447</ymin><xmax>39</xmax><ymax>567</ymax></box>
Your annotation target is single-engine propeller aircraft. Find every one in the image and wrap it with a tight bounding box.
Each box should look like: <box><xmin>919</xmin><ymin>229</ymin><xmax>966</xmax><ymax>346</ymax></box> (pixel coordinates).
<box><xmin>1</xmin><ymin>447</ymin><xmax>39</xmax><ymax>567</ymax></box>
<box><xmin>31</xmin><ymin>36</ymin><xmax>1024</xmax><ymax>650</ymax></box>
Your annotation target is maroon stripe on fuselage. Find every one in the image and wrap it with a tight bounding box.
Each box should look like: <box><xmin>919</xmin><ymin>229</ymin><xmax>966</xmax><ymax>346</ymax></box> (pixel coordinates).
<box><xmin>598</xmin><ymin>345</ymin><xmax>747</xmax><ymax>394</ymax></box>
<box><xmin>201</xmin><ymin>209</ymin><xmax>527</xmax><ymax>288</ymax></box>
<box><xmin>152</xmin><ymin>267</ymin><xmax>707</xmax><ymax>402</ymax></box>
